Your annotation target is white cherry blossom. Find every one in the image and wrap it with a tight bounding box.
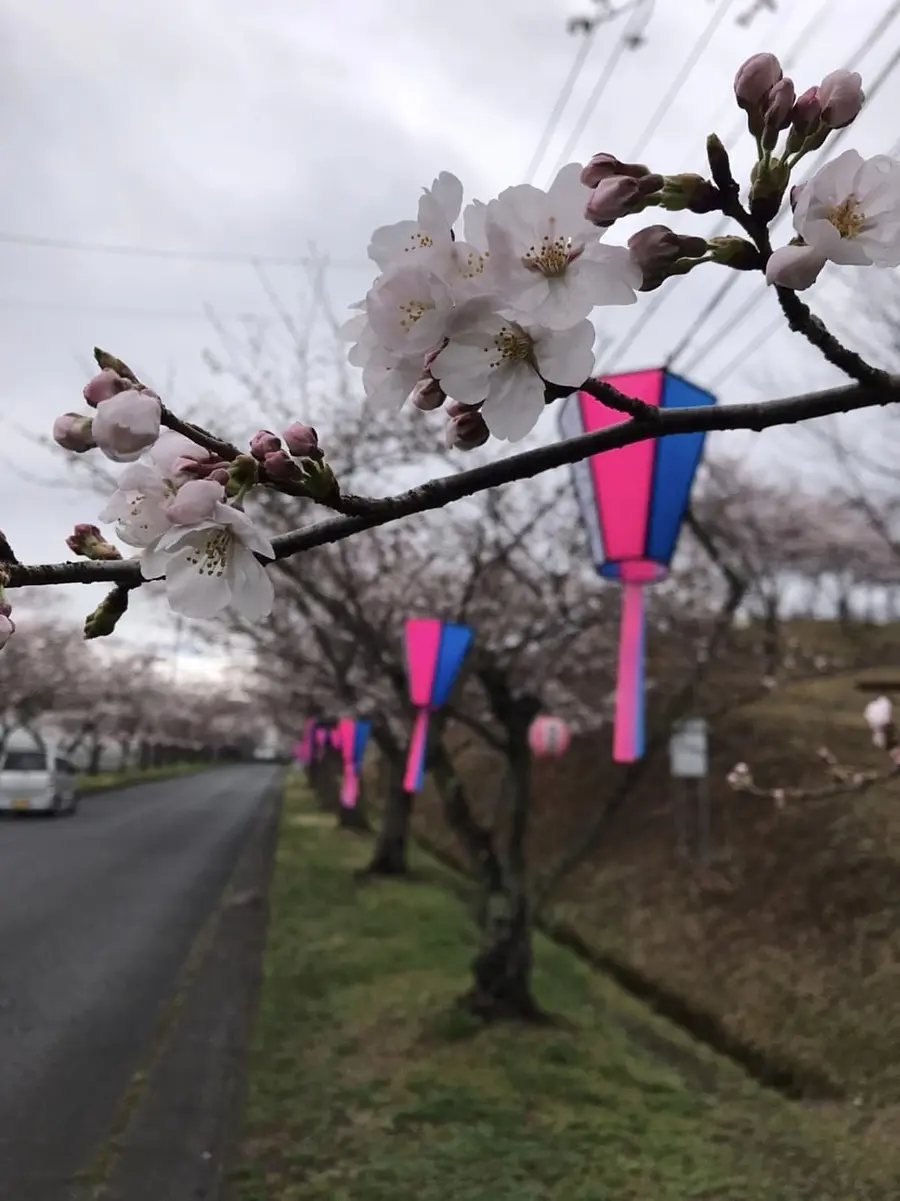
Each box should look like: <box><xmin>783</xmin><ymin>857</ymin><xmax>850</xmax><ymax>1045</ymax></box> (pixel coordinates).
<box><xmin>793</xmin><ymin>150</ymin><xmax>900</xmax><ymax>268</ymax></box>
<box><xmin>431</xmin><ymin>302</ymin><xmax>595</xmax><ymax>442</ymax></box>
<box><xmin>483</xmin><ymin>162</ymin><xmax>640</xmax><ymax>330</ymax></box>
<box><xmin>365</xmin><ymin>263</ymin><xmax>455</xmax><ymax>357</ymax></box>
<box><xmin>140</xmin><ymin>503</ymin><xmax>275</xmax><ymax>620</ymax></box>
<box><xmin>368</xmin><ymin>172</ymin><xmax>463</xmax><ymax>273</ymax></box>
<box><xmin>98</xmin><ymin>461</ymin><xmax>174</xmax><ymax>548</ymax></box>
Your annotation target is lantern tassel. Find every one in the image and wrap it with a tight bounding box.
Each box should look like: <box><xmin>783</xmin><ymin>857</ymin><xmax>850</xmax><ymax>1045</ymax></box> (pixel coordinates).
<box><xmin>340</xmin><ymin>766</ymin><xmax>359</xmax><ymax>808</ymax></box>
<box><xmin>403</xmin><ymin>708</ymin><xmax>430</xmax><ymax>793</ymax></box>
<box><xmin>613</xmin><ymin>581</ymin><xmax>646</xmax><ymax>763</ymax></box>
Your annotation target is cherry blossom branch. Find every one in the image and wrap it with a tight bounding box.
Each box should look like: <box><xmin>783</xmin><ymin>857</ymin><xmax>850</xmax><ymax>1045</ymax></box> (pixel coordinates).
<box><xmin>12</xmin><ymin>371</ymin><xmax>900</xmax><ymax>592</ymax></box>
<box><xmin>728</xmin><ymin>746</ymin><xmax>900</xmax><ymax>808</ymax></box>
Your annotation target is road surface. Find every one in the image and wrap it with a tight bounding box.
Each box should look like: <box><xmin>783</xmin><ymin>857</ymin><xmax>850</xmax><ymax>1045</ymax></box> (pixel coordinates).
<box><xmin>0</xmin><ymin>764</ymin><xmax>279</xmax><ymax>1200</ymax></box>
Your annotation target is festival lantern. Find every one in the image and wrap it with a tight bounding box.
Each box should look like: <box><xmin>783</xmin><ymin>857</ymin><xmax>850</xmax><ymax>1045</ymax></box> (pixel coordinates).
<box><xmin>403</xmin><ymin>618</ymin><xmax>474</xmax><ymax>793</ymax></box>
<box><xmin>528</xmin><ymin>715</ymin><xmax>571</xmax><ymax>759</ymax></box>
<box><xmin>559</xmin><ymin>369</ymin><xmax>716</xmax><ymax>763</ymax></box>
<box><xmin>336</xmin><ymin>718</ymin><xmax>373</xmax><ymax>808</ymax></box>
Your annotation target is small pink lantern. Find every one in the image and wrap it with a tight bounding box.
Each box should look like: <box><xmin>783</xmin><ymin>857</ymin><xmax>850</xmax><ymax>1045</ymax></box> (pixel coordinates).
<box><xmin>528</xmin><ymin>715</ymin><xmax>571</xmax><ymax>759</ymax></box>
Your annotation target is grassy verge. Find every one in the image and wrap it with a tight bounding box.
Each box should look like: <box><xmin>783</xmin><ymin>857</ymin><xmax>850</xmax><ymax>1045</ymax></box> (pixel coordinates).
<box><xmin>233</xmin><ymin>776</ymin><xmax>896</xmax><ymax>1200</ymax></box>
<box><xmin>77</xmin><ymin>761</ymin><xmax>212</xmax><ymax>793</ymax></box>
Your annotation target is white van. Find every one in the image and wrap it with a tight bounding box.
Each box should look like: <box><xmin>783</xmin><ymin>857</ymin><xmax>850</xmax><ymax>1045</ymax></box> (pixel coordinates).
<box><xmin>0</xmin><ymin>727</ymin><xmax>79</xmax><ymax>816</ymax></box>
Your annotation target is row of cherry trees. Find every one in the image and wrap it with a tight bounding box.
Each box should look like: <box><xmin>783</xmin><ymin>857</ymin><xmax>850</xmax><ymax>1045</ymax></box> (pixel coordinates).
<box><xmin>0</xmin><ymin>601</ymin><xmax>267</xmax><ymax>770</ymax></box>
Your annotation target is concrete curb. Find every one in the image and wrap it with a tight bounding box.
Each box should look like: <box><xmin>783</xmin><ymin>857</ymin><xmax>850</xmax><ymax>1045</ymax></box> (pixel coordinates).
<box><xmin>91</xmin><ymin>769</ymin><xmax>285</xmax><ymax>1201</ymax></box>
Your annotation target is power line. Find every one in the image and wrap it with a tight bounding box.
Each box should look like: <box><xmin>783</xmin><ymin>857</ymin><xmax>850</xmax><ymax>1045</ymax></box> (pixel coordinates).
<box><xmin>547</xmin><ymin>1</ymin><xmax>655</xmax><ymax>178</ymax></box>
<box><xmin>666</xmin><ymin>0</ymin><xmax>900</xmax><ymax>372</ymax></box>
<box><xmin>524</xmin><ymin>32</ymin><xmax>596</xmax><ymax>183</ymax></box>
<box><xmin>0</xmin><ymin>296</ymin><xmax>271</xmax><ymax>322</ymax></box>
<box><xmin>0</xmin><ymin>230</ymin><xmax>366</xmax><ymax>270</ymax></box>
<box><xmin>597</xmin><ymin>0</ymin><xmax>840</xmax><ymax>371</ymax></box>
<box><xmin>628</xmin><ymin>0</ymin><xmax>737</xmax><ymax>162</ymax></box>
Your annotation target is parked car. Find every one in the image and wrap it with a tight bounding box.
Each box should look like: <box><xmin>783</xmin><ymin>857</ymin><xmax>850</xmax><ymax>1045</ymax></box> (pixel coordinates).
<box><xmin>0</xmin><ymin>728</ymin><xmax>79</xmax><ymax>816</ymax></box>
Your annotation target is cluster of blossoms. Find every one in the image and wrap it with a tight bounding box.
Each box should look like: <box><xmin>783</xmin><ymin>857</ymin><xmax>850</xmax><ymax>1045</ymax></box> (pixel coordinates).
<box><xmin>37</xmin><ymin>353</ymin><xmax>329</xmax><ymax>634</ymax></box>
<box><xmin>3</xmin><ymin>48</ymin><xmax>895</xmax><ymax>652</ymax></box>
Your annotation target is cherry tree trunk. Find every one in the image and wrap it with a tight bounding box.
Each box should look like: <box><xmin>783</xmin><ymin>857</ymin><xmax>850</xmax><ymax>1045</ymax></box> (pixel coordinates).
<box><xmin>365</xmin><ymin>766</ymin><xmax>413</xmax><ymax>874</ymax></box>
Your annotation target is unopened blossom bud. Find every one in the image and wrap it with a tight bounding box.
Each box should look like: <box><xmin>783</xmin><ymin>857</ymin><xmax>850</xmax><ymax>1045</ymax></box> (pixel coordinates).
<box><xmin>761</xmin><ymin>77</ymin><xmax>795</xmax><ymax>151</ymax></box>
<box><xmin>208</xmin><ymin>467</ymin><xmax>231</xmax><ymax>486</ymax></box>
<box><xmin>707</xmin><ymin>236</ymin><xmax>763</xmax><ymax>272</ymax></box>
<box><xmin>581</xmin><ymin>153</ymin><xmax>651</xmax><ymax>189</ymax></box>
<box><xmin>864</xmin><ymin>695</ymin><xmax>892</xmax><ymax>732</ymax></box>
<box><xmin>819</xmin><ymin>68</ymin><xmax>864</xmax><ymax>129</ymax></box>
<box><xmin>165</xmin><ymin>479</ymin><xmax>225</xmax><ymax>525</ymax></box>
<box><xmin>411</xmin><ymin>377</ymin><xmax>445</xmax><ymax>411</ymax></box>
<box><xmin>83</xmin><ymin>368</ymin><xmax>130</xmax><ymax>407</ymax></box>
<box><xmin>659</xmin><ymin>174</ymin><xmax>719</xmax><ymax>215</ymax></box>
<box><xmin>84</xmin><ymin>584</ymin><xmax>130</xmax><ymax>641</ymax></box>
<box><xmin>53</xmin><ymin>412</ymin><xmax>96</xmax><ymax>453</ymax></box>
<box><xmin>261</xmin><ymin>449</ymin><xmax>303</xmax><ymax>483</ymax></box>
<box><xmin>91</xmin><ymin>390</ymin><xmax>162</xmax><ymax>462</ymax></box>
<box><xmin>282</xmin><ymin>421</ymin><xmax>320</xmax><ymax>458</ymax></box>
<box><xmin>791</xmin><ymin>86</ymin><xmax>821</xmax><ymax>135</ymax></box>
<box><xmin>0</xmin><ymin>600</ymin><xmax>10</xmax><ymax>617</ymax></box>
<box><xmin>93</xmin><ymin>347</ymin><xmax>139</xmax><ymax>384</ymax></box>
<box><xmin>627</xmin><ymin>225</ymin><xmax>708</xmax><ymax>291</ymax></box>
<box><xmin>66</xmin><ymin>522</ymin><xmax>122</xmax><ymax>561</ymax></box>
<box><xmin>249</xmin><ymin>429</ymin><xmax>282</xmax><ymax>461</ymax></box>
<box><xmin>585</xmin><ymin>173</ymin><xmax>663</xmax><ymax>227</ymax></box>
<box><xmin>0</xmin><ymin>612</ymin><xmax>14</xmax><ymax>650</ymax></box>
<box><xmin>764</xmin><ymin>244</ymin><xmax>826</xmax><ymax>291</ymax></box>
<box><xmin>445</xmin><ymin>405</ymin><xmax>490</xmax><ymax>451</ymax></box>
<box><xmin>734</xmin><ymin>52</ymin><xmax>782</xmax><ymax>113</ymax></box>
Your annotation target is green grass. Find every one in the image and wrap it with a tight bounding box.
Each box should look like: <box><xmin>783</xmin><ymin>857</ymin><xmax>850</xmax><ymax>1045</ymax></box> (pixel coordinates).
<box><xmin>233</xmin><ymin>776</ymin><xmax>898</xmax><ymax>1200</ymax></box>
<box><xmin>77</xmin><ymin>761</ymin><xmax>212</xmax><ymax>792</ymax></box>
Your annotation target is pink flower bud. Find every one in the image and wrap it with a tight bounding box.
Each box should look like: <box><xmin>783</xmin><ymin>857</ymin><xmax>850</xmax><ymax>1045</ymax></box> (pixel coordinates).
<box><xmin>91</xmin><ymin>390</ymin><xmax>162</xmax><ymax>462</ymax></box>
<box><xmin>207</xmin><ymin>467</ymin><xmax>231</xmax><ymax>486</ymax></box>
<box><xmin>249</xmin><ymin>429</ymin><xmax>282</xmax><ymax>461</ymax></box>
<box><xmin>734</xmin><ymin>52</ymin><xmax>782</xmax><ymax>110</ymax></box>
<box><xmin>791</xmin><ymin>86</ymin><xmax>821</xmax><ymax>134</ymax></box>
<box><xmin>282</xmin><ymin>422</ymin><xmax>320</xmax><ymax>458</ymax></box>
<box><xmin>0</xmin><ymin>600</ymin><xmax>11</xmax><ymax>617</ymax></box>
<box><xmin>764</xmin><ymin>244</ymin><xmax>827</xmax><ymax>291</ymax></box>
<box><xmin>819</xmin><ymin>68</ymin><xmax>864</xmax><ymax>129</ymax></box>
<box><xmin>0</xmin><ymin>612</ymin><xmax>14</xmax><ymax>649</ymax></box>
<box><xmin>445</xmin><ymin>407</ymin><xmax>489</xmax><ymax>451</ymax></box>
<box><xmin>761</xmin><ymin>77</ymin><xmax>795</xmax><ymax>150</ymax></box>
<box><xmin>585</xmin><ymin>176</ymin><xmax>642</xmax><ymax>227</ymax></box>
<box><xmin>580</xmin><ymin>153</ymin><xmax>650</xmax><ymax>188</ymax></box>
<box><xmin>53</xmin><ymin>412</ymin><xmax>96</xmax><ymax>453</ymax></box>
<box><xmin>411</xmin><ymin>377</ymin><xmax>445</xmax><ymax>412</ymax></box>
<box><xmin>66</xmin><ymin>523</ymin><xmax>122</xmax><ymax>560</ymax></box>
<box><xmin>164</xmin><ymin>478</ymin><xmax>225</xmax><ymax>525</ymax></box>
<box><xmin>262</xmin><ymin>449</ymin><xmax>303</xmax><ymax>482</ymax></box>
<box><xmin>83</xmin><ymin>368</ymin><xmax>130</xmax><ymax>408</ymax></box>
<box><xmin>627</xmin><ymin>225</ymin><xmax>708</xmax><ymax>289</ymax></box>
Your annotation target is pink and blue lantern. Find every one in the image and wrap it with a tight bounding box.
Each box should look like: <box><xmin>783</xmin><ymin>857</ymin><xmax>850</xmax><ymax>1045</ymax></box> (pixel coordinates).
<box><xmin>559</xmin><ymin>369</ymin><xmax>715</xmax><ymax>763</ymax></box>
<box><xmin>403</xmin><ymin>618</ymin><xmax>474</xmax><ymax>793</ymax></box>
<box><xmin>336</xmin><ymin>718</ymin><xmax>372</xmax><ymax>808</ymax></box>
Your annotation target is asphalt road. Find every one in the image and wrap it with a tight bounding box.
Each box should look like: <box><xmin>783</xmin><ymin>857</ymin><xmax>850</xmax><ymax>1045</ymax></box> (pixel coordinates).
<box><xmin>0</xmin><ymin>764</ymin><xmax>280</xmax><ymax>1200</ymax></box>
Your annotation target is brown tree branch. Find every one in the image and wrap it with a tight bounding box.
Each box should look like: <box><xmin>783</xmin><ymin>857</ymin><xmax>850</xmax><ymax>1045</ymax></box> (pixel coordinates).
<box><xmin>8</xmin><ymin>374</ymin><xmax>900</xmax><ymax>591</ymax></box>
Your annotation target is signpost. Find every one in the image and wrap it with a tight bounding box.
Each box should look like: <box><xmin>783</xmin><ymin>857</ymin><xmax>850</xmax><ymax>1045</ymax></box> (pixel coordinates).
<box><xmin>668</xmin><ymin>717</ymin><xmax>711</xmax><ymax>865</ymax></box>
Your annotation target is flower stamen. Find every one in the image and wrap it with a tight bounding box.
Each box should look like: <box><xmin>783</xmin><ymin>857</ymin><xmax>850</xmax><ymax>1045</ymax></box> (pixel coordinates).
<box><xmin>522</xmin><ymin>234</ymin><xmax>583</xmax><ymax>277</ymax></box>
<box><xmin>827</xmin><ymin>195</ymin><xmax>866</xmax><ymax>239</ymax></box>
<box><xmin>186</xmin><ymin>528</ymin><xmax>232</xmax><ymax>578</ymax></box>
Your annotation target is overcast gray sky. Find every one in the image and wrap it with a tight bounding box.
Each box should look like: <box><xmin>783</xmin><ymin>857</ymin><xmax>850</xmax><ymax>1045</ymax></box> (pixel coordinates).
<box><xmin>1</xmin><ymin>0</ymin><xmax>898</xmax><ymax>654</ymax></box>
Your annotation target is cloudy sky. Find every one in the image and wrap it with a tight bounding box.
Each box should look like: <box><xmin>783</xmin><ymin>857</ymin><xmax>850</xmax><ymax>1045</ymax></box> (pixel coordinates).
<box><xmin>1</xmin><ymin>0</ymin><xmax>899</xmax><ymax>660</ymax></box>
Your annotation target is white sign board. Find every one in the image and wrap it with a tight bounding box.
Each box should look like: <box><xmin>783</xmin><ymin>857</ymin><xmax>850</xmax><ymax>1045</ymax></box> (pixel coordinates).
<box><xmin>669</xmin><ymin>718</ymin><xmax>708</xmax><ymax>779</ymax></box>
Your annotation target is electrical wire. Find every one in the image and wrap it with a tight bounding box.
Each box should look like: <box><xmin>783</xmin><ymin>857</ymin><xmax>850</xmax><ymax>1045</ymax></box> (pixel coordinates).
<box><xmin>524</xmin><ymin>26</ymin><xmax>598</xmax><ymax>183</ymax></box>
<box><xmin>547</xmin><ymin>0</ymin><xmax>655</xmax><ymax>177</ymax></box>
<box><xmin>0</xmin><ymin>230</ymin><xmax>365</xmax><ymax>270</ymax></box>
<box><xmin>628</xmin><ymin>0</ymin><xmax>737</xmax><ymax>162</ymax></box>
